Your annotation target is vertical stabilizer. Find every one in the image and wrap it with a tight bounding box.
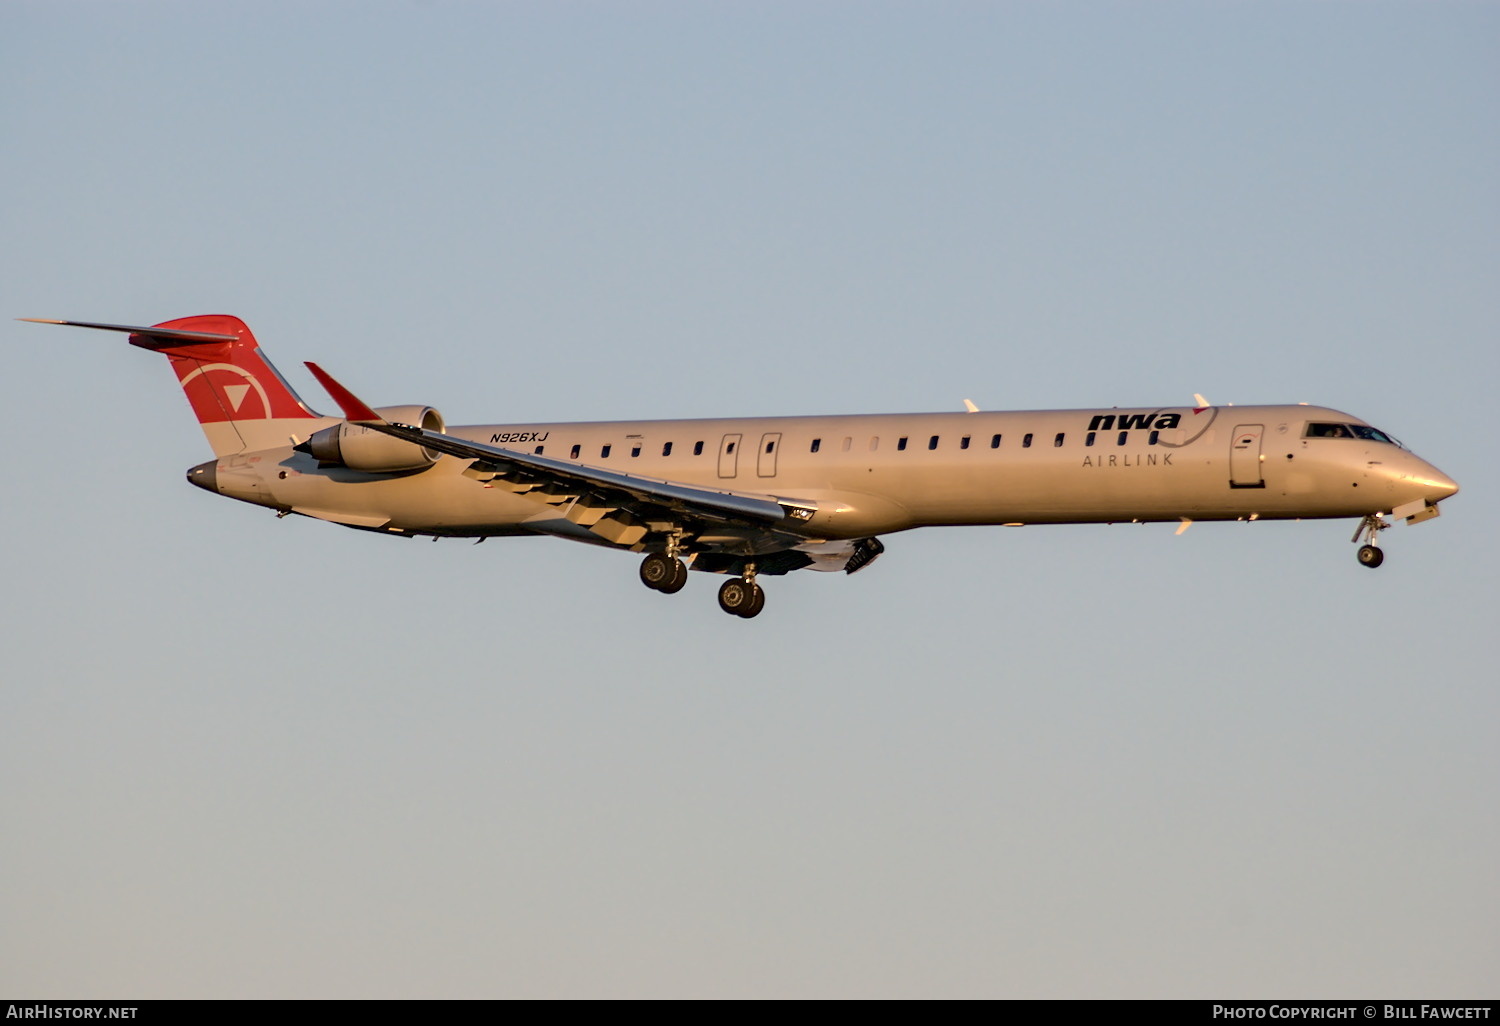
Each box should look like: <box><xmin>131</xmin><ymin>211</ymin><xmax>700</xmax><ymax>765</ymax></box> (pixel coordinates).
<box><xmin>24</xmin><ymin>315</ymin><xmax>330</xmax><ymax>457</ymax></box>
<box><xmin>136</xmin><ymin>315</ymin><xmax>327</xmax><ymax>456</ymax></box>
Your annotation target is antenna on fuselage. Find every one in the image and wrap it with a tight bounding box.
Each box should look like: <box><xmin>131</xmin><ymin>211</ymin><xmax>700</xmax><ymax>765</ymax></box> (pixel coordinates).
<box><xmin>962</xmin><ymin>399</ymin><xmax>979</xmax><ymax>413</ymax></box>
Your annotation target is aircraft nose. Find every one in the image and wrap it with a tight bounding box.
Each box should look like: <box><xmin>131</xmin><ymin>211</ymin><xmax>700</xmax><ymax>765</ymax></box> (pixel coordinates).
<box><xmin>1429</xmin><ymin>469</ymin><xmax>1459</xmax><ymax>501</ymax></box>
<box><xmin>1410</xmin><ymin>461</ymin><xmax>1459</xmax><ymax>503</ymax></box>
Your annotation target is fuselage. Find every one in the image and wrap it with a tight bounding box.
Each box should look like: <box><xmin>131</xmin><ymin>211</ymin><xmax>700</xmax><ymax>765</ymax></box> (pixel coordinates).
<box><xmin>209</xmin><ymin>403</ymin><xmax>1458</xmax><ymax>540</ymax></box>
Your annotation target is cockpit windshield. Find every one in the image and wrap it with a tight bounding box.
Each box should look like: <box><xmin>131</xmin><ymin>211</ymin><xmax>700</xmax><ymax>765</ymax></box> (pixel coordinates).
<box><xmin>1304</xmin><ymin>422</ymin><xmax>1402</xmax><ymax>447</ymax></box>
<box><xmin>1349</xmin><ymin>425</ymin><xmax>1398</xmax><ymax>444</ymax></box>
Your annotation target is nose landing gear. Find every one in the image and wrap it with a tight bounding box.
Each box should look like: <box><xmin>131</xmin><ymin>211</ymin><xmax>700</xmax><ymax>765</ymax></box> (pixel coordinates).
<box><xmin>1352</xmin><ymin>514</ymin><xmax>1389</xmax><ymax>569</ymax></box>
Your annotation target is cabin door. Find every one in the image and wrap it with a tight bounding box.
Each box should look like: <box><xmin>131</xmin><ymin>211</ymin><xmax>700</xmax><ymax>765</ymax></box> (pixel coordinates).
<box><xmin>757</xmin><ymin>432</ymin><xmax>782</xmax><ymax>478</ymax></box>
<box><xmin>718</xmin><ymin>433</ymin><xmax>742</xmax><ymax>479</ymax></box>
<box><xmin>1230</xmin><ymin>424</ymin><xmax>1265</xmax><ymax>488</ymax></box>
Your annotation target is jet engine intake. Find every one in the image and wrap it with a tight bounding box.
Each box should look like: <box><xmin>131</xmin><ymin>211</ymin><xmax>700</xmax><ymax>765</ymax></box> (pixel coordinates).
<box><xmin>303</xmin><ymin>405</ymin><xmax>446</xmax><ymax>472</ymax></box>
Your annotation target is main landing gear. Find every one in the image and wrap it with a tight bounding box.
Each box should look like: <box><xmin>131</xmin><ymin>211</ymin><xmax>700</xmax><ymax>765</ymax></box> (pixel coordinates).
<box><xmin>717</xmin><ymin>571</ymin><xmax>765</xmax><ymax>619</ymax></box>
<box><xmin>1352</xmin><ymin>514</ymin><xmax>1388</xmax><ymax>569</ymax></box>
<box><xmin>639</xmin><ymin>552</ymin><xmax>688</xmax><ymax>594</ymax></box>
<box><xmin>639</xmin><ymin>548</ymin><xmax>767</xmax><ymax>618</ymax></box>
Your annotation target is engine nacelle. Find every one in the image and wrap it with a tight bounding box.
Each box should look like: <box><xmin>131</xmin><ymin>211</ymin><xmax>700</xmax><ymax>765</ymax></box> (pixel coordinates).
<box><xmin>305</xmin><ymin>405</ymin><xmax>446</xmax><ymax>472</ymax></box>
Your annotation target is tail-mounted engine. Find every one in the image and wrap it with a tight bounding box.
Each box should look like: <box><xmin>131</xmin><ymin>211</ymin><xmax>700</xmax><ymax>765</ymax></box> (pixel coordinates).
<box><xmin>299</xmin><ymin>405</ymin><xmax>446</xmax><ymax>472</ymax></box>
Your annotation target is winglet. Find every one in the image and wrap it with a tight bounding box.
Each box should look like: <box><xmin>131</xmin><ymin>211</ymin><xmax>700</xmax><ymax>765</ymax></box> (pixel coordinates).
<box><xmin>304</xmin><ymin>362</ymin><xmax>384</xmax><ymax>423</ymax></box>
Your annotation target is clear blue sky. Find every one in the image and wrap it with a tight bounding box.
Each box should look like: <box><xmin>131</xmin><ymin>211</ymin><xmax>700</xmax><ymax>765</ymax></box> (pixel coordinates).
<box><xmin>2</xmin><ymin>1</ymin><xmax>1495</xmax><ymax>998</ymax></box>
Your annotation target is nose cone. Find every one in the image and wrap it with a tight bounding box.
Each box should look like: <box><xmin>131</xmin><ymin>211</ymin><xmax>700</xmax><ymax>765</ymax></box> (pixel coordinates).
<box><xmin>1409</xmin><ymin>461</ymin><xmax>1459</xmax><ymax>503</ymax></box>
<box><xmin>1430</xmin><ymin>470</ymin><xmax>1459</xmax><ymax>502</ymax></box>
<box><xmin>186</xmin><ymin>460</ymin><xmax>219</xmax><ymax>494</ymax></box>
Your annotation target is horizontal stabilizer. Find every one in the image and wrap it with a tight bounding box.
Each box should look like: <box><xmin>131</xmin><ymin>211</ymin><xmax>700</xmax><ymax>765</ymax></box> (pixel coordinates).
<box><xmin>19</xmin><ymin>318</ymin><xmax>238</xmax><ymax>346</ymax></box>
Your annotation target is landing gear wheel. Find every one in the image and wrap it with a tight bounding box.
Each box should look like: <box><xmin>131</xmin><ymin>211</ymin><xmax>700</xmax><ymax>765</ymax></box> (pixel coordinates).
<box><xmin>640</xmin><ymin>553</ymin><xmax>682</xmax><ymax>591</ymax></box>
<box><xmin>717</xmin><ymin>577</ymin><xmax>765</xmax><ymax>618</ymax></box>
<box><xmin>659</xmin><ymin>557</ymin><xmax>689</xmax><ymax>594</ymax></box>
<box><xmin>1351</xmin><ymin>514</ymin><xmax>1390</xmax><ymax>568</ymax></box>
<box><xmin>739</xmin><ymin>582</ymin><xmax>765</xmax><ymax>618</ymax></box>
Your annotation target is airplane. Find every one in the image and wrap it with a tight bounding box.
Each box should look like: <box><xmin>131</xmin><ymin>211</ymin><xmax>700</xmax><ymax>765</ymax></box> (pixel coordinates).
<box><xmin>23</xmin><ymin>314</ymin><xmax>1459</xmax><ymax>619</ymax></box>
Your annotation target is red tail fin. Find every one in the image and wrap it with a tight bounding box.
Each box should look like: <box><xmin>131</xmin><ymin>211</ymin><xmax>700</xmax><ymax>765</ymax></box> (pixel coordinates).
<box><xmin>23</xmin><ymin>314</ymin><xmax>329</xmax><ymax>456</ymax></box>
<box><xmin>134</xmin><ymin>315</ymin><xmax>327</xmax><ymax>456</ymax></box>
<box><xmin>137</xmin><ymin>315</ymin><xmax>317</xmax><ymax>422</ymax></box>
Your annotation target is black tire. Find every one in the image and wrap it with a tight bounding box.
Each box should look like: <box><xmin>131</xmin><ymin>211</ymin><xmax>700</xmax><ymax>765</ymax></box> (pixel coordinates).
<box><xmin>737</xmin><ymin>582</ymin><xmax>766</xmax><ymax>619</ymax></box>
<box><xmin>718</xmin><ymin>577</ymin><xmax>753</xmax><ymax>615</ymax></box>
<box><xmin>640</xmin><ymin>553</ymin><xmax>675</xmax><ymax>590</ymax></box>
<box><xmin>658</xmin><ymin>558</ymin><xmax>688</xmax><ymax>594</ymax></box>
<box><xmin>1357</xmin><ymin>545</ymin><xmax>1385</xmax><ymax>568</ymax></box>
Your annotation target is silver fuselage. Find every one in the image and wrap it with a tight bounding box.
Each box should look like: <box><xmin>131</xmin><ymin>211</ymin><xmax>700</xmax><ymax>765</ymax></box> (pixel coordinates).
<box><xmin>210</xmin><ymin>404</ymin><xmax>1458</xmax><ymax>541</ymax></box>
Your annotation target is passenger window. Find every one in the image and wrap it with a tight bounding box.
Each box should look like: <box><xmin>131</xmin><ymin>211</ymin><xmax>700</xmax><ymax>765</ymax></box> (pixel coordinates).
<box><xmin>1022</xmin><ymin>433</ymin><xmax>1033</xmax><ymax>448</ymax></box>
<box><xmin>534</xmin><ymin>445</ymin><xmax>544</xmax><ymax>455</ymax></box>
<box><xmin>570</xmin><ymin>444</ymin><xmax>581</xmax><ymax>459</ymax></box>
<box><xmin>1086</xmin><ymin>432</ymin><xmax>1096</xmax><ymax>447</ymax></box>
<box><xmin>662</xmin><ymin>442</ymin><xmax>673</xmax><ymax>457</ymax></box>
<box><xmin>842</xmin><ymin>437</ymin><xmax>852</xmax><ymax>452</ymax></box>
<box><xmin>929</xmin><ymin>435</ymin><xmax>940</xmax><ymax>450</ymax></box>
<box><xmin>1054</xmin><ymin>433</ymin><xmax>1065</xmax><ymax>447</ymax></box>
<box><xmin>960</xmin><ymin>435</ymin><xmax>971</xmax><ymax>450</ymax></box>
<box><xmin>810</xmin><ymin>438</ymin><xmax>821</xmax><ymax>453</ymax></box>
<box><xmin>991</xmin><ymin>434</ymin><xmax>1002</xmax><ymax>448</ymax></box>
<box><xmin>726</xmin><ymin>442</ymin><xmax>736</xmax><ymax>454</ymax></box>
<box><xmin>1117</xmin><ymin>431</ymin><xmax>1128</xmax><ymax>446</ymax></box>
<box><xmin>897</xmin><ymin>437</ymin><xmax>908</xmax><ymax>451</ymax></box>
<box><xmin>601</xmin><ymin>444</ymin><xmax>611</xmax><ymax>458</ymax></box>
<box><xmin>694</xmin><ymin>441</ymin><xmax>704</xmax><ymax>455</ymax></box>
<box><xmin>631</xmin><ymin>445</ymin><xmax>641</xmax><ymax>458</ymax></box>
<box><xmin>869</xmin><ymin>437</ymin><xmax>879</xmax><ymax>451</ymax></box>
<box><xmin>765</xmin><ymin>440</ymin><xmax>775</xmax><ymax>454</ymax></box>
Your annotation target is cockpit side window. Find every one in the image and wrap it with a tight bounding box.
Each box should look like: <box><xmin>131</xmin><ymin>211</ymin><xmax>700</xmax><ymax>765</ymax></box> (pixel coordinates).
<box><xmin>1305</xmin><ymin>423</ymin><xmax>1353</xmax><ymax>438</ymax></box>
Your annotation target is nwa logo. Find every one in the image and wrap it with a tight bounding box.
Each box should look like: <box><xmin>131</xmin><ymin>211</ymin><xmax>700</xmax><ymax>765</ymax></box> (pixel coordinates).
<box><xmin>1086</xmin><ymin>412</ymin><xmax>1182</xmax><ymax>432</ymax></box>
<box><xmin>177</xmin><ymin>362</ymin><xmax>273</xmax><ymax>422</ymax></box>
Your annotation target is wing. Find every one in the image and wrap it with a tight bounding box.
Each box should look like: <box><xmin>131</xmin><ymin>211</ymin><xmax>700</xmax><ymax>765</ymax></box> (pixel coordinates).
<box><xmin>303</xmin><ymin>363</ymin><xmax>821</xmax><ymax>557</ymax></box>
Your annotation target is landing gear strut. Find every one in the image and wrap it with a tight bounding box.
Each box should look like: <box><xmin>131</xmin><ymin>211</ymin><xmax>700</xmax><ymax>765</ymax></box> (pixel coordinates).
<box><xmin>1352</xmin><ymin>514</ymin><xmax>1388</xmax><ymax>569</ymax></box>
<box><xmin>717</xmin><ymin>564</ymin><xmax>765</xmax><ymax>619</ymax></box>
<box><xmin>639</xmin><ymin>552</ymin><xmax>688</xmax><ymax>593</ymax></box>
